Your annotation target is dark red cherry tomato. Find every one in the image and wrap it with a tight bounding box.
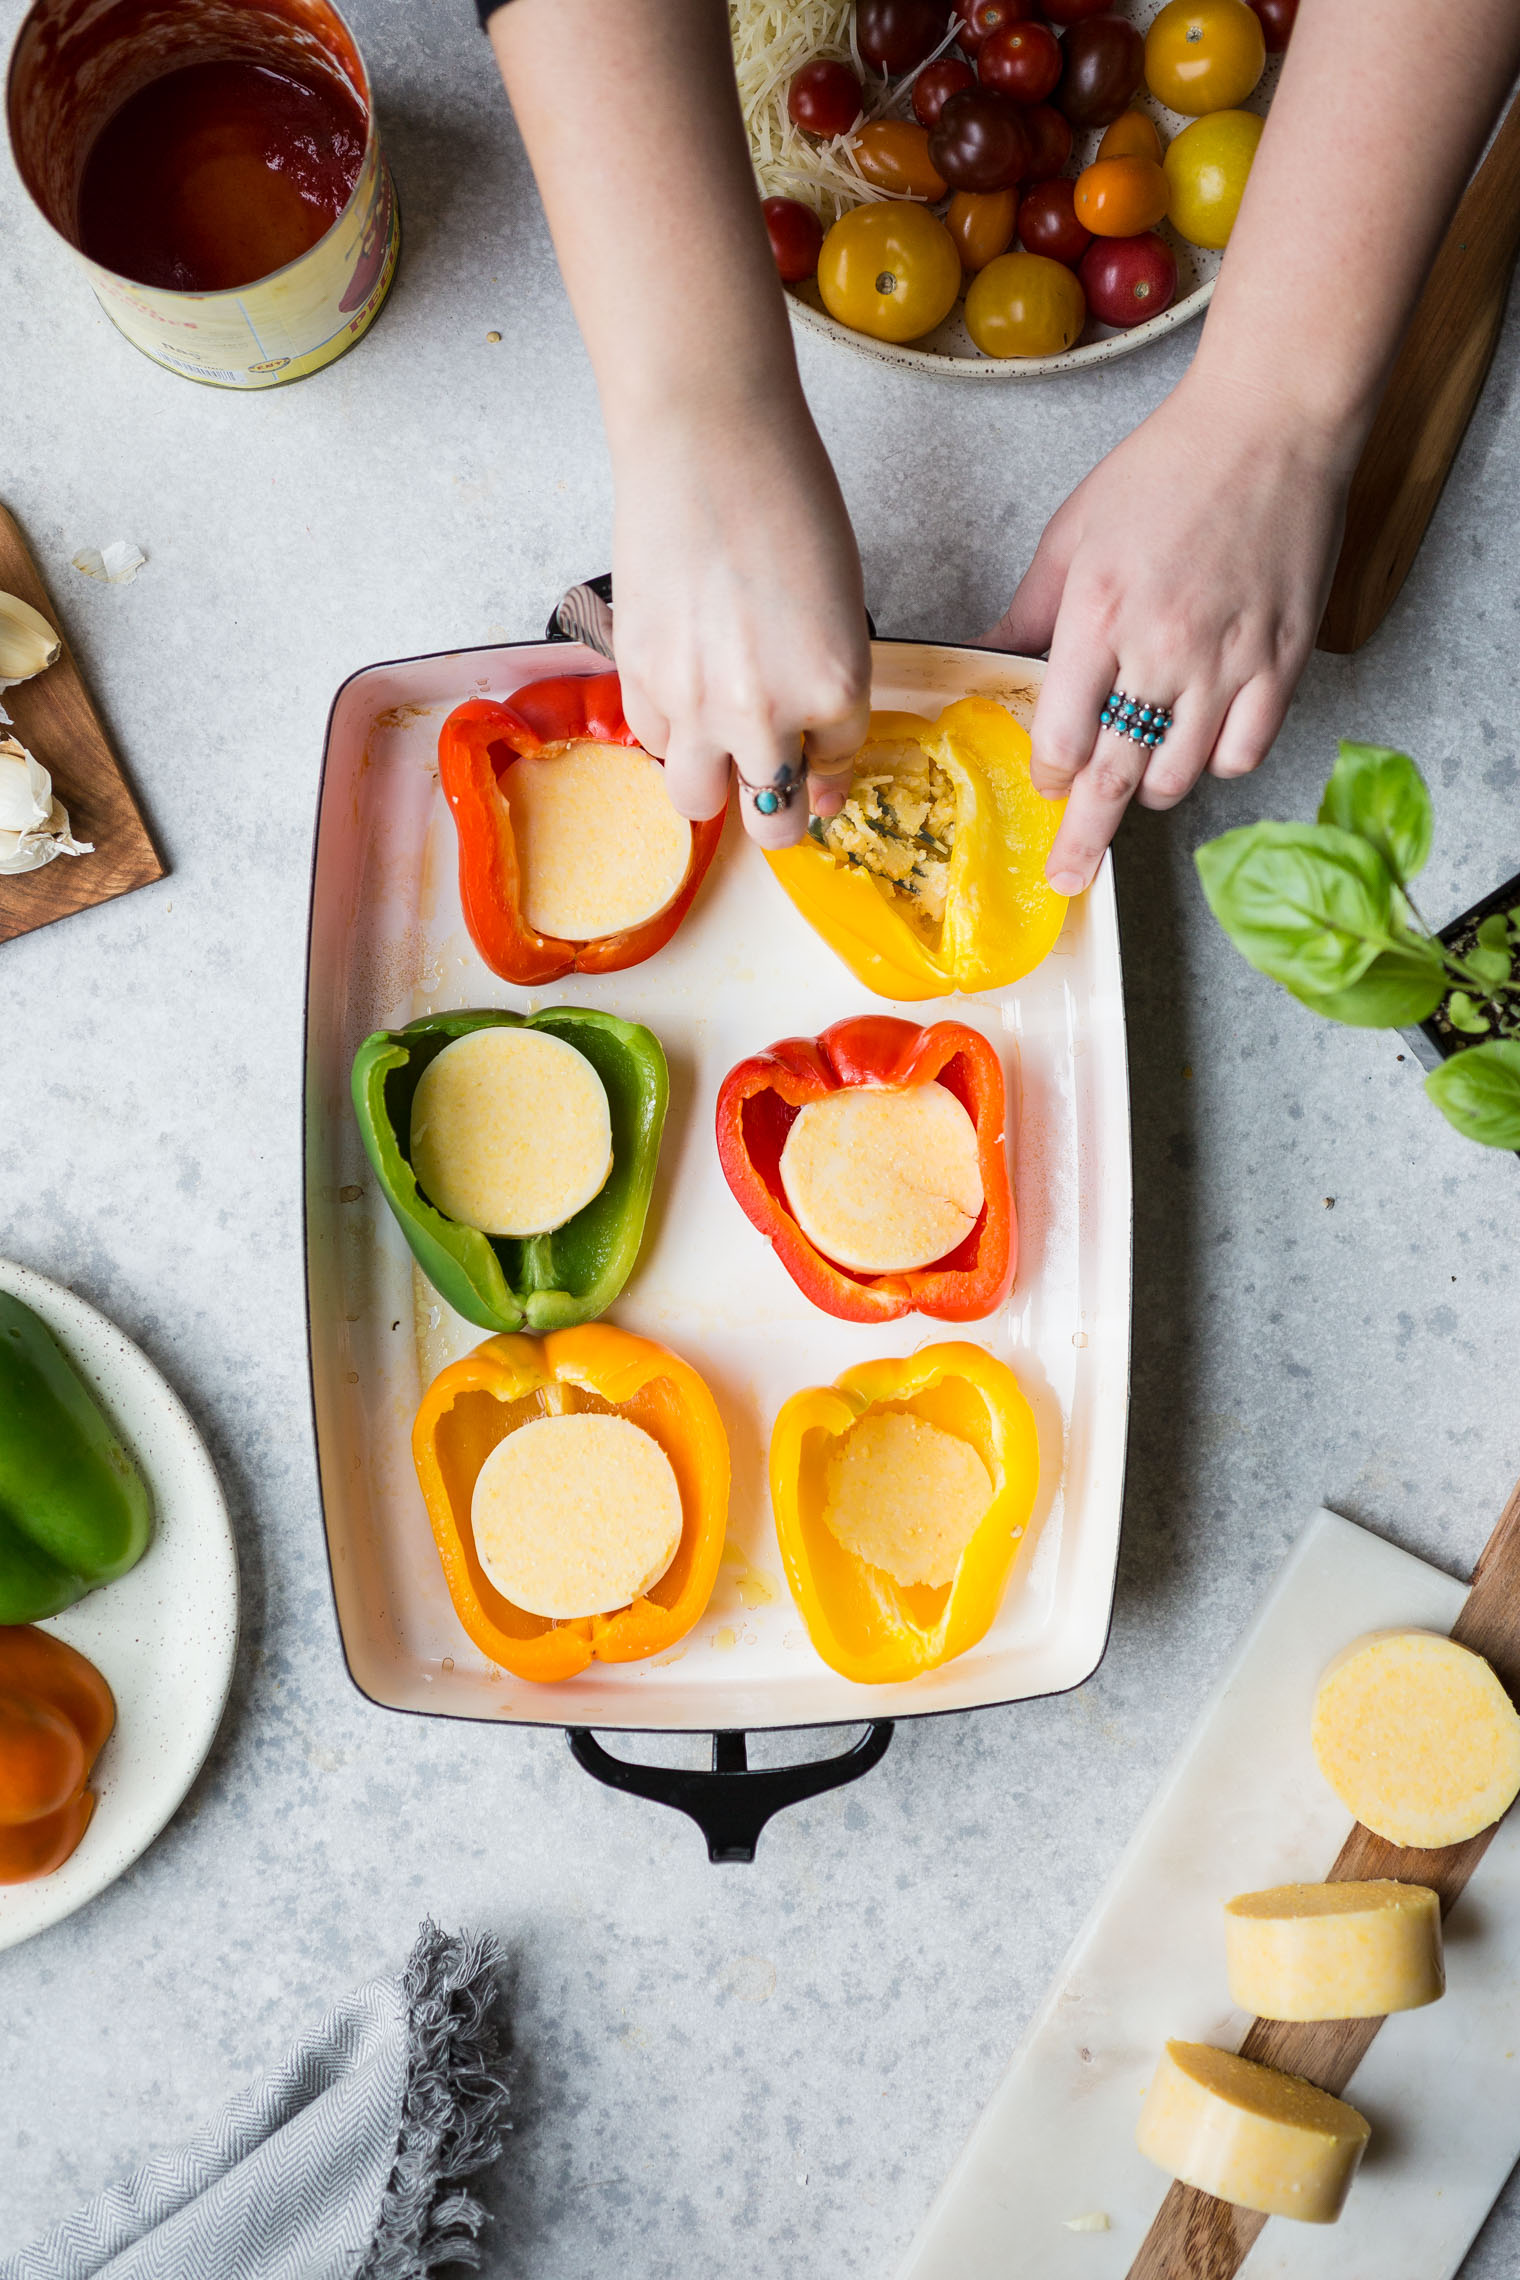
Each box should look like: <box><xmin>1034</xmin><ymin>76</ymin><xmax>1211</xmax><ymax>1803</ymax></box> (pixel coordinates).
<box><xmin>857</xmin><ymin>0</ymin><xmax>944</xmax><ymax>76</ymax></box>
<box><xmin>1079</xmin><ymin>230</ymin><xmax>1177</xmax><ymax>326</ymax></box>
<box><xmin>914</xmin><ymin>57</ymin><xmax>977</xmax><ymax>128</ymax></box>
<box><xmin>1247</xmin><ymin>0</ymin><xmax>1297</xmax><ymax>51</ymax></box>
<box><xmin>1041</xmin><ymin>0</ymin><xmax>1117</xmax><ymax>20</ymax></box>
<box><xmin>1018</xmin><ymin>100</ymin><xmax>1073</xmax><ymax>178</ymax></box>
<box><xmin>763</xmin><ymin>196</ymin><xmax>825</xmax><ymax>284</ymax></box>
<box><xmin>928</xmin><ymin>88</ymin><xmax>1030</xmax><ymax>193</ymax></box>
<box><xmin>953</xmin><ymin>0</ymin><xmax>1038</xmax><ymax>54</ymax></box>
<box><xmin>1017</xmin><ymin>176</ymin><xmax>1091</xmax><ymax>265</ymax></box>
<box><xmin>1055</xmin><ymin>15</ymin><xmax>1144</xmax><ymax>128</ymax></box>
<box><xmin>979</xmin><ymin>21</ymin><xmax>1062</xmax><ymax>103</ymax></box>
<box><xmin>788</xmin><ymin>59</ymin><xmax>864</xmax><ymax>138</ymax></box>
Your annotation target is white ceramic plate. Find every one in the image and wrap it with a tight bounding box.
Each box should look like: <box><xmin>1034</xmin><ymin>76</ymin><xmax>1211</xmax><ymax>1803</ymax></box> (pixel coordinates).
<box><xmin>305</xmin><ymin>638</ymin><xmax>1132</xmax><ymax>1733</ymax></box>
<box><xmin>0</xmin><ymin>1260</ymin><xmax>238</xmax><ymax>1952</ymax></box>
<box><xmin>776</xmin><ymin>3</ymin><xmax>1282</xmax><ymax>380</ymax></box>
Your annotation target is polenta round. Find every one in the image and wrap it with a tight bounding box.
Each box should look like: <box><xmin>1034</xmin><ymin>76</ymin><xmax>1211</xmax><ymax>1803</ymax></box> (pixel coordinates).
<box><xmin>504</xmin><ymin>741</ymin><xmax>692</xmax><ymax>941</ymax></box>
<box><xmin>779</xmin><ymin>1082</ymin><xmax>983</xmax><ymax>1274</ymax></box>
<box><xmin>410</xmin><ymin>1026</ymin><xmax>612</xmax><ymax>1238</ymax></box>
<box><xmin>471</xmin><ymin>1411</ymin><xmax>683</xmax><ymax>1620</ymax></box>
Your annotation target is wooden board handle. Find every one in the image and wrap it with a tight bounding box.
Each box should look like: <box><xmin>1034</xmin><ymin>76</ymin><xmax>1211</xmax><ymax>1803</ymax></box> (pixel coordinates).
<box><xmin>1127</xmin><ymin>1476</ymin><xmax>1520</xmax><ymax>2278</ymax></box>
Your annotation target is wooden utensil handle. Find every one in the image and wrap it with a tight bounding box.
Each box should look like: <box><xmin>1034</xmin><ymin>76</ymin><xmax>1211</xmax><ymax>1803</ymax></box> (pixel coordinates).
<box><xmin>1127</xmin><ymin>1477</ymin><xmax>1520</xmax><ymax>2279</ymax></box>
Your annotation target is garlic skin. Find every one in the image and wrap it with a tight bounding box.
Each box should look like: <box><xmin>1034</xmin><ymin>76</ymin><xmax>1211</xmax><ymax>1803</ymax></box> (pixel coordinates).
<box><xmin>72</xmin><ymin>542</ymin><xmax>146</xmax><ymax>586</ymax></box>
<box><xmin>0</xmin><ymin>735</ymin><xmax>93</xmax><ymax>875</ymax></box>
<box><xmin>0</xmin><ymin>591</ymin><xmax>61</xmax><ymax>690</ymax></box>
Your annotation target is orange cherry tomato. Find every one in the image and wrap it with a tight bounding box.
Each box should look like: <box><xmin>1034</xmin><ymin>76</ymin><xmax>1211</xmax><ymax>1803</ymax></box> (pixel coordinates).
<box><xmin>946</xmin><ymin>188</ymin><xmax>1019</xmax><ymax>271</ymax></box>
<box><xmin>851</xmin><ymin>121</ymin><xmax>949</xmax><ymax>201</ymax></box>
<box><xmin>965</xmin><ymin>250</ymin><xmax>1086</xmax><ymax>357</ymax></box>
<box><xmin>1073</xmin><ymin>155</ymin><xmax>1170</xmax><ymax>237</ymax></box>
<box><xmin>1097</xmin><ymin>108</ymin><xmax>1164</xmax><ymax>165</ymax></box>
<box><xmin>1144</xmin><ymin>0</ymin><xmax>1265</xmax><ymax>116</ymax></box>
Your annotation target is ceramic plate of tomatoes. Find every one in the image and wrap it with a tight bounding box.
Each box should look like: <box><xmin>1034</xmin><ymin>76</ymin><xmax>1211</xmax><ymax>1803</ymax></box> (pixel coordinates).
<box><xmin>748</xmin><ymin>0</ymin><xmax>1288</xmax><ymax>379</ymax></box>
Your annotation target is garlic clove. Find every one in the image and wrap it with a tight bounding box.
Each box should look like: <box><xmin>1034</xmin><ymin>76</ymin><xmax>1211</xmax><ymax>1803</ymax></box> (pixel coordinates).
<box><xmin>0</xmin><ymin>735</ymin><xmax>92</xmax><ymax>873</ymax></box>
<box><xmin>0</xmin><ymin>591</ymin><xmax>61</xmax><ymax>690</ymax></box>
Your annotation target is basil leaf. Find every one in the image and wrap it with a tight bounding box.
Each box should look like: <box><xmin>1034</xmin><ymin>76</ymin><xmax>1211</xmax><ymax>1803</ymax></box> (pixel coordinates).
<box><xmin>1195</xmin><ymin>822</ymin><xmax>1396</xmax><ymax>995</ymax></box>
<box><xmin>1466</xmin><ymin>944</ymin><xmax>1513</xmax><ymax>987</ymax></box>
<box><xmin>1477</xmin><ymin>913</ymin><xmax>1512</xmax><ymax>952</ymax></box>
<box><xmin>1426</xmin><ymin>1040</ymin><xmax>1520</xmax><ymax>1149</ymax></box>
<box><xmin>1282</xmin><ymin>939</ymin><xmax>1447</xmax><ymax>1027</ymax></box>
<box><xmin>1446</xmin><ymin>991</ymin><xmax>1492</xmax><ymax>1034</ymax></box>
<box><xmin>1318</xmin><ymin>742</ymin><xmax>1433</xmax><ymax>883</ymax></box>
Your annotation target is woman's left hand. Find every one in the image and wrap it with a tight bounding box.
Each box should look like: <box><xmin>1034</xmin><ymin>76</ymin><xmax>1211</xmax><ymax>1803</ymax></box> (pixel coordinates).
<box><xmin>984</xmin><ymin>367</ymin><xmax>1353</xmax><ymax>895</ymax></box>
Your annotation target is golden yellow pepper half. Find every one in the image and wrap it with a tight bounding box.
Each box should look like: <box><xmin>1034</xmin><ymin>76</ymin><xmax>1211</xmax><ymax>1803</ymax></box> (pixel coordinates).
<box><xmin>769</xmin><ymin>1341</ymin><xmax>1041</xmax><ymax>1685</ymax></box>
<box><xmin>766</xmin><ymin>696</ymin><xmax>1068</xmax><ymax>1001</ymax></box>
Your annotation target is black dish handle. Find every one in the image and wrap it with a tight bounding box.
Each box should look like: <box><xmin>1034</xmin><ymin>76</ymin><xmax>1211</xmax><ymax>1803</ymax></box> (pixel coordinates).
<box><xmin>546</xmin><ymin>573</ymin><xmax>877</xmax><ymax>646</ymax></box>
<box><xmin>567</xmin><ymin>1724</ymin><xmax>894</xmax><ymax>1863</ymax></box>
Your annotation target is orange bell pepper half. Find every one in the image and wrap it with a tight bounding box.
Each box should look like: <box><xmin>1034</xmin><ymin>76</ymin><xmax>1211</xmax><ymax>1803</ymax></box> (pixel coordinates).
<box><xmin>411</xmin><ymin>1323</ymin><xmax>729</xmax><ymax>1684</ymax></box>
<box><xmin>769</xmin><ymin>1343</ymin><xmax>1040</xmax><ymax>1684</ymax></box>
<box><xmin>437</xmin><ymin>670</ymin><xmax>726</xmax><ymax>985</ymax></box>
<box><xmin>0</xmin><ymin>1625</ymin><xmax>115</xmax><ymax>1883</ymax></box>
<box><xmin>715</xmin><ymin>1014</ymin><xmax>1015</xmax><ymax>1324</ymax></box>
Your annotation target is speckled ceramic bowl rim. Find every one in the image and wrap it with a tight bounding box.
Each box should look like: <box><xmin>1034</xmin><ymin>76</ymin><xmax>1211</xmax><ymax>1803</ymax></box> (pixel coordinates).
<box><xmin>0</xmin><ymin>1259</ymin><xmax>239</xmax><ymax>1951</ymax></box>
<box><xmin>786</xmin><ymin>272</ymin><xmax>1213</xmax><ymax>379</ymax></box>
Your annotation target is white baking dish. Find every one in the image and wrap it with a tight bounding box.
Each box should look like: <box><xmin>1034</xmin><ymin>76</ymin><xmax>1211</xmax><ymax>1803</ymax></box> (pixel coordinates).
<box><xmin>303</xmin><ymin>638</ymin><xmax>1132</xmax><ymax>1797</ymax></box>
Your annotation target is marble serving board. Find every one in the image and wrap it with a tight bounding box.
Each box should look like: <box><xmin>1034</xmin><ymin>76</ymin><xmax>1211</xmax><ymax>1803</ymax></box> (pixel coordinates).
<box><xmin>900</xmin><ymin>1507</ymin><xmax>1520</xmax><ymax>2280</ymax></box>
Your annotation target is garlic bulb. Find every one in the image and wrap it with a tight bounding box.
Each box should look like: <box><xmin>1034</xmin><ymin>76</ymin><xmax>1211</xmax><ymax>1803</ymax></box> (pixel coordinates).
<box><xmin>0</xmin><ymin>735</ymin><xmax>93</xmax><ymax>875</ymax></box>
<box><xmin>0</xmin><ymin>592</ymin><xmax>61</xmax><ymax>690</ymax></box>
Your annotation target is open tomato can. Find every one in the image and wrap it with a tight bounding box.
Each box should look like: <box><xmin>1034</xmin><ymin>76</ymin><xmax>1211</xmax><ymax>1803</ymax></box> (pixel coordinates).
<box><xmin>7</xmin><ymin>0</ymin><xmax>398</xmax><ymax>389</ymax></box>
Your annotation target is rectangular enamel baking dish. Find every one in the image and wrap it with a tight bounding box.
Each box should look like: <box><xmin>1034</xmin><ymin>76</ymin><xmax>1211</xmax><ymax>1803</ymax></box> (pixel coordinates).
<box><xmin>303</xmin><ymin>635</ymin><xmax>1133</xmax><ymax>1846</ymax></box>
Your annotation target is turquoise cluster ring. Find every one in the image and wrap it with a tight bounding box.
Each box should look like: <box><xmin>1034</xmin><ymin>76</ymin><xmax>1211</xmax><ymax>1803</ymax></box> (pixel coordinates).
<box><xmin>1100</xmin><ymin>691</ymin><xmax>1173</xmax><ymax>748</ymax></box>
<box><xmin>740</xmin><ymin>757</ymin><xmax>803</xmax><ymax>816</ymax></box>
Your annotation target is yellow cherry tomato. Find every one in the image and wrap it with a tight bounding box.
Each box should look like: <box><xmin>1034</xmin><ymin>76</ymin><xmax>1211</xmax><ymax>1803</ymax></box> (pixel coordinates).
<box><xmin>818</xmin><ymin>201</ymin><xmax>961</xmax><ymax>343</ymax></box>
<box><xmin>1163</xmin><ymin>108</ymin><xmax>1263</xmax><ymax>247</ymax></box>
<box><xmin>1097</xmin><ymin>109</ymin><xmax>1165</xmax><ymax>165</ymax></box>
<box><xmin>1144</xmin><ymin>0</ymin><xmax>1265</xmax><ymax>115</ymax></box>
<box><xmin>1073</xmin><ymin>155</ymin><xmax>1170</xmax><ymax>237</ymax></box>
<box><xmin>965</xmin><ymin>251</ymin><xmax>1085</xmax><ymax>359</ymax></box>
<box><xmin>851</xmin><ymin>121</ymin><xmax>949</xmax><ymax>201</ymax></box>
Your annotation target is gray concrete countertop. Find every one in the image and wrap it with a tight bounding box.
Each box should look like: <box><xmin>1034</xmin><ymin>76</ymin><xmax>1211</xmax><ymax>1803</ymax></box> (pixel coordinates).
<box><xmin>3</xmin><ymin>5</ymin><xmax>1518</xmax><ymax>2272</ymax></box>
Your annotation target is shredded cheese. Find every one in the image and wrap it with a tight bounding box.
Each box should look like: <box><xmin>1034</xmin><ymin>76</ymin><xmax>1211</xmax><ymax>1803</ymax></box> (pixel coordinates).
<box><xmin>729</xmin><ymin>0</ymin><xmax>877</xmax><ymax>221</ymax></box>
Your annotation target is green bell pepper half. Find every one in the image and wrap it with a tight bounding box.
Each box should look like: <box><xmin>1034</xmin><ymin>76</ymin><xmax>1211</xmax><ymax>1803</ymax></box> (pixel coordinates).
<box><xmin>0</xmin><ymin>1291</ymin><xmax>154</xmax><ymax>1623</ymax></box>
<box><xmin>351</xmin><ymin>1007</ymin><xmax>669</xmax><ymax>1334</ymax></box>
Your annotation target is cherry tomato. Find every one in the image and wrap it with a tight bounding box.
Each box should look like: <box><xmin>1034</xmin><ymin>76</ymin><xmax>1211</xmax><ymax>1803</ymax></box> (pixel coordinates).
<box><xmin>1144</xmin><ymin>0</ymin><xmax>1265</xmax><ymax>115</ymax></box>
<box><xmin>929</xmin><ymin>88</ymin><xmax>1029</xmax><ymax>193</ymax></box>
<box><xmin>763</xmin><ymin>197</ymin><xmax>825</xmax><ymax>284</ymax></box>
<box><xmin>852</xmin><ymin>120</ymin><xmax>949</xmax><ymax>199</ymax></box>
<box><xmin>946</xmin><ymin>187</ymin><xmax>1019</xmax><ymax>269</ymax></box>
<box><xmin>979</xmin><ymin>21</ymin><xmax>1062</xmax><ymax>105</ymax></box>
<box><xmin>1248</xmin><ymin>0</ymin><xmax>1296</xmax><ymax>50</ymax></box>
<box><xmin>1016</xmin><ymin>176</ymin><xmax>1091</xmax><ymax>265</ymax></box>
<box><xmin>789</xmin><ymin>59</ymin><xmax>864</xmax><ymax>138</ymax></box>
<box><xmin>966</xmin><ymin>250</ymin><xmax>1086</xmax><ymax>356</ymax></box>
<box><xmin>1019</xmin><ymin>102</ymin><xmax>1074</xmax><ymax>180</ymax></box>
<box><xmin>1041</xmin><ymin>0</ymin><xmax>1115</xmax><ymax>20</ymax></box>
<box><xmin>1056</xmin><ymin>16</ymin><xmax>1144</xmax><ymax>129</ymax></box>
<box><xmin>857</xmin><ymin>0</ymin><xmax>945</xmax><ymax>76</ymax></box>
<box><xmin>1073</xmin><ymin>153</ymin><xmax>1169</xmax><ymax>235</ymax></box>
<box><xmin>1097</xmin><ymin>108</ymin><xmax>1164</xmax><ymax>164</ymax></box>
<box><xmin>953</xmin><ymin>0</ymin><xmax>1038</xmax><ymax>55</ymax></box>
<box><xmin>1079</xmin><ymin>230</ymin><xmax>1177</xmax><ymax>327</ymax></box>
<box><xmin>818</xmin><ymin>200</ymin><xmax>962</xmax><ymax>341</ymax></box>
<box><xmin>914</xmin><ymin>58</ymin><xmax>977</xmax><ymax>128</ymax></box>
<box><xmin>1163</xmin><ymin>106</ymin><xmax>1261</xmax><ymax>246</ymax></box>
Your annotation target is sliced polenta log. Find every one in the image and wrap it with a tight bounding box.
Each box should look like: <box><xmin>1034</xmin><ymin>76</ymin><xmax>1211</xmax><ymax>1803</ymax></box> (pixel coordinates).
<box><xmin>504</xmin><ymin>741</ymin><xmax>693</xmax><ymax>942</ymax></box>
<box><xmin>471</xmin><ymin>1410</ymin><xmax>683</xmax><ymax>1620</ymax></box>
<box><xmin>1312</xmin><ymin>1629</ymin><xmax>1520</xmax><ymax>1849</ymax></box>
<box><xmin>778</xmin><ymin>1081</ymin><xmax>984</xmax><ymax>1274</ymax></box>
<box><xmin>1137</xmin><ymin>2042</ymin><xmax>1369</xmax><ymax>2224</ymax></box>
<box><xmin>1224</xmin><ymin>1881</ymin><xmax>1443</xmax><ymax>2021</ymax></box>
<box><xmin>410</xmin><ymin>1025</ymin><xmax>612</xmax><ymax>1238</ymax></box>
<box><xmin>821</xmin><ymin>1410</ymin><xmax>993</xmax><ymax>1589</ymax></box>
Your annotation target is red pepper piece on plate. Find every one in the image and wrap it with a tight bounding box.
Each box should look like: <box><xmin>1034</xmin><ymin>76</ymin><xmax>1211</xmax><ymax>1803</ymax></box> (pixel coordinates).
<box><xmin>437</xmin><ymin>670</ymin><xmax>726</xmax><ymax>986</ymax></box>
<box><xmin>715</xmin><ymin>1014</ymin><xmax>1015</xmax><ymax>1324</ymax></box>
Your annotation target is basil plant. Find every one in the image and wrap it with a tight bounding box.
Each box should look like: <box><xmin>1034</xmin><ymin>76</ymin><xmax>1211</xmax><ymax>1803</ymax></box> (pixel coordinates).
<box><xmin>1196</xmin><ymin>743</ymin><xmax>1520</xmax><ymax>1153</ymax></box>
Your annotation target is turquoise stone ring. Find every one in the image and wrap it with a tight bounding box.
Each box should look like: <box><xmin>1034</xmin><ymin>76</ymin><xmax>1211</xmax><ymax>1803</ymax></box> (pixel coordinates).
<box><xmin>1100</xmin><ymin>691</ymin><xmax>1173</xmax><ymax>749</ymax></box>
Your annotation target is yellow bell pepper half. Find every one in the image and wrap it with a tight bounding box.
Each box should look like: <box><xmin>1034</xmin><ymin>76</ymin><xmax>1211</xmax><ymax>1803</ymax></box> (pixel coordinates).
<box><xmin>769</xmin><ymin>1342</ymin><xmax>1040</xmax><ymax>1685</ymax></box>
<box><xmin>766</xmin><ymin>697</ymin><xmax>1068</xmax><ymax>1001</ymax></box>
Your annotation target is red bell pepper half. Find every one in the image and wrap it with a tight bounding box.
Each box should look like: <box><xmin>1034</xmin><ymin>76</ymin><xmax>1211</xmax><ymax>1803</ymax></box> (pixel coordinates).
<box><xmin>437</xmin><ymin>670</ymin><xmax>726</xmax><ymax>986</ymax></box>
<box><xmin>715</xmin><ymin>1014</ymin><xmax>1015</xmax><ymax>1324</ymax></box>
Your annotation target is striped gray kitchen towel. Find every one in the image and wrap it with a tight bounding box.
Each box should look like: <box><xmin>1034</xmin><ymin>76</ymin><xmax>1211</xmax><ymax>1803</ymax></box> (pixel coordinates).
<box><xmin>3</xmin><ymin>1922</ymin><xmax>509</xmax><ymax>2280</ymax></box>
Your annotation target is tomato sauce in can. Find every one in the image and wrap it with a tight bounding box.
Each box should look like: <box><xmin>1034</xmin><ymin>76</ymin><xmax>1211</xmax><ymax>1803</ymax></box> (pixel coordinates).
<box><xmin>7</xmin><ymin>0</ymin><xmax>399</xmax><ymax>389</ymax></box>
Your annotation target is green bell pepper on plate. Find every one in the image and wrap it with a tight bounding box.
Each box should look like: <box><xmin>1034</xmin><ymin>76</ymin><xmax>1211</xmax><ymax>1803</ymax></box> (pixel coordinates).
<box><xmin>0</xmin><ymin>1291</ymin><xmax>154</xmax><ymax>1623</ymax></box>
<box><xmin>351</xmin><ymin>1006</ymin><xmax>668</xmax><ymax>1334</ymax></box>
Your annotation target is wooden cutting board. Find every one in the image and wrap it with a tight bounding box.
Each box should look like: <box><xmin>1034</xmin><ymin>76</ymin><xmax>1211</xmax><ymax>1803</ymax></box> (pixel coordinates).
<box><xmin>0</xmin><ymin>503</ymin><xmax>163</xmax><ymax>943</ymax></box>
